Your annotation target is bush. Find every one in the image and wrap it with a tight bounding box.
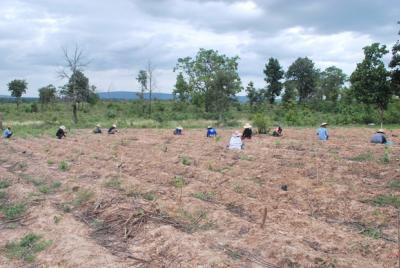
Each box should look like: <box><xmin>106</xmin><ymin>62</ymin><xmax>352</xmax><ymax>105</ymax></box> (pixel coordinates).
<box><xmin>252</xmin><ymin>113</ymin><xmax>272</xmax><ymax>134</ymax></box>
<box><xmin>5</xmin><ymin>233</ymin><xmax>52</xmax><ymax>262</ymax></box>
<box><xmin>106</xmin><ymin>109</ymin><xmax>117</xmax><ymax>119</ymax></box>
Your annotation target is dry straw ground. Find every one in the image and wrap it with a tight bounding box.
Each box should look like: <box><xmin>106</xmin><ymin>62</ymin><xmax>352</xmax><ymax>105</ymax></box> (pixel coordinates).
<box><xmin>0</xmin><ymin>127</ymin><xmax>399</xmax><ymax>267</ymax></box>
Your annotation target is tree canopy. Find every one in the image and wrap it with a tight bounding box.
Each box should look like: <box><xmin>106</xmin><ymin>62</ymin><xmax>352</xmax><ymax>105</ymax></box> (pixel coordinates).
<box><xmin>174</xmin><ymin>48</ymin><xmax>241</xmax><ymax>116</ymax></box>
<box><xmin>350</xmin><ymin>43</ymin><xmax>391</xmax><ymax>122</ymax></box>
<box><xmin>8</xmin><ymin>79</ymin><xmax>27</xmax><ymax>108</ymax></box>
<box><xmin>264</xmin><ymin>58</ymin><xmax>284</xmax><ymax>104</ymax></box>
<box><xmin>286</xmin><ymin>57</ymin><xmax>319</xmax><ymax>103</ymax></box>
<box><xmin>39</xmin><ymin>84</ymin><xmax>57</xmax><ymax>106</ymax></box>
<box><xmin>320</xmin><ymin>66</ymin><xmax>347</xmax><ymax>102</ymax></box>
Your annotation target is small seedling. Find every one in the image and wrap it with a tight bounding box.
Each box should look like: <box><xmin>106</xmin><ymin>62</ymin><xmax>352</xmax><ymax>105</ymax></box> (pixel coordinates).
<box><xmin>51</xmin><ymin>181</ymin><xmax>62</xmax><ymax>189</ymax></box>
<box><xmin>233</xmin><ymin>184</ymin><xmax>244</xmax><ymax>194</ymax></box>
<box><xmin>142</xmin><ymin>192</ymin><xmax>156</xmax><ymax>201</ymax></box>
<box><xmin>73</xmin><ymin>189</ymin><xmax>94</xmax><ymax>206</ymax></box>
<box><xmin>371</xmin><ymin>195</ymin><xmax>400</xmax><ymax>208</ymax></box>
<box><xmin>0</xmin><ymin>180</ymin><xmax>11</xmax><ymax>189</ymax></box>
<box><xmin>347</xmin><ymin>151</ymin><xmax>373</xmax><ymax>162</ymax></box>
<box><xmin>171</xmin><ymin>176</ymin><xmax>187</xmax><ymax>188</ymax></box>
<box><xmin>58</xmin><ymin>160</ymin><xmax>69</xmax><ymax>171</ymax></box>
<box><xmin>380</xmin><ymin>148</ymin><xmax>390</xmax><ymax>164</ymax></box>
<box><xmin>90</xmin><ymin>218</ymin><xmax>105</xmax><ymax>229</ymax></box>
<box><xmin>104</xmin><ymin>178</ymin><xmax>123</xmax><ymax>191</ymax></box>
<box><xmin>361</xmin><ymin>227</ymin><xmax>381</xmax><ymax>239</ymax></box>
<box><xmin>1</xmin><ymin>203</ymin><xmax>26</xmax><ymax>220</ymax></box>
<box><xmin>53</xmin><ymin>215</ymin><xmax>61</xmax><ymax>224</ymax></box>
<box><xmin>38</xmin><ymin>185</ymin><xmax>50</xmax><ymax>194</ymax></box>
<box><xmin>193</xmin><ymin>192</ymin><xmax>215</xmax><ymax>202</ymax></box>
<box><xmin>58</xmin><ymin>161</ymin><xmax>69</xmax><ymax>172</ymax></box>
<box><xmin>47</xmin><ymin>159</ymin><xmax>55</xmax><ymax>165</ymax></box>
<box><xmin>0</xmin><ymin>190</ymin><xmax>7</xmax><ymax>200</ymax></box>
<box><xmin>5</xmin><ymin>233</ymin><xmax>52</xmax><ymax>262</ymax></box>
<box><xmin>181</xmin><ymin>156</ymin><xmax>192</xmax><ymax>166</ymax></box>
<box><xmin>389</xmin><ymin>180</ymin><xmax>400</xmax><ymax>189</ymax></box>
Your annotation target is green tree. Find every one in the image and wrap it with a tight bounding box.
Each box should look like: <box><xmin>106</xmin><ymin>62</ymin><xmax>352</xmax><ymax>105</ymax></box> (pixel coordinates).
<box><xmin>282</xmin><ymin>80</ymin><xmax>297</xmax><ymax>104</ymax></box>
<box><xmin>389</xmin><ymin>21</ymin><xmax>400</xmax><ymax>96</ymax></box>
<box><xmin>173</xmin><ymin>72</ymin><xmax>190</xmax><ymax>103</ymax></box>
<box><xmin>174</xmin><ymin>48</ymin><xmax>241</xmax><ymax>114</ymax></box>
<box><xmin>264</xmin><ymin>58</ymin><xmax>284</xmax><ymax>104</ymax></box>
<box><xmin>286</xmin><ymin>57</ymin><xmax>318</xmax><ymax>103</ymax></box>
<box><xmin>38</xmin><ymin>84</ymin><xmax>57</xmax><ymax>107</ymax></box>
<box><xmin>206</xmin><ymin>70</ymin><xmax>242</xmax><ymax>118</ymax></box>
<box><xmin>245</xmin><ymin>81</ymin><xmax>261</xmax><ymax>110</ymax></box>
<box><xmin>350</xmin><ymin>43</ymin><xmax>391</xmax><ymax>125</ymax></box>
<box><xmin>8</xmin><ymin>79</ymin><xmax>27</xmax><ymax>108</ymax></box>
<box><xmin>320</xmin><ymin>66</ymin><xmax>347</xmax><ymax>102</ymax></box>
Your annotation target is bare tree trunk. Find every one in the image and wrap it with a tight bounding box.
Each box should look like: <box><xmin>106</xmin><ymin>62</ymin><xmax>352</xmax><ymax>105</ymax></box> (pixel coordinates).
<box><xmin>73</xmin><ymin>102</ymin><xmax>78</xmax><ymax>124</ymax></box>
<box><xmin>379</xmin><ymin>107</ymin><xmax>384</xmax><ymax>129</ymax></box>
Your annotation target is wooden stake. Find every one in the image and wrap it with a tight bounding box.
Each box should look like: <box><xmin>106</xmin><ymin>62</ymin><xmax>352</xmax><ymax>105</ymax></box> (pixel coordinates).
<box><xmin>261</xmin><ymin>207</ymin><xmax>267</xmax><ymax>229</ymax></box>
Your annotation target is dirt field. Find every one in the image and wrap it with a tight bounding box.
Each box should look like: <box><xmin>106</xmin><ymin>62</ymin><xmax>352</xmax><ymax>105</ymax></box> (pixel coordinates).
<box><xmin>0</xmin><ymin>127</ymin><xmax>399</xmax><ymax>267</ymax></box>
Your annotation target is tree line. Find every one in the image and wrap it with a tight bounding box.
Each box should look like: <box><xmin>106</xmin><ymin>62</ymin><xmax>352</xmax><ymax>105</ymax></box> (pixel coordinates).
<box><xmin>4</xmin><ymin>22</ymin><xmax>400</xmax><ymax>125</ymax></box>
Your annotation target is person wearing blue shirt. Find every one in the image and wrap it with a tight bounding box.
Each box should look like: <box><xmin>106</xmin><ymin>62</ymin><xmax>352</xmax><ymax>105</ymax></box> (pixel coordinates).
<box><xmin>317</xmin><ymin>123</ymin><xmax>329</xmax><ymax>141</ymax></box>
<box><xmin>206</xmin><ymin>126</ymin><xmax>217</xmax><ymax>137</ymax></box>
<box><xmin>3</xmin><ymin>126</ymin><xmax>13</xmax><ymax>139</ymax></box>
<box><xmin>371</xmin><ymin>129</ymin><xmax>388</xmax><ymax>144</ymax></box>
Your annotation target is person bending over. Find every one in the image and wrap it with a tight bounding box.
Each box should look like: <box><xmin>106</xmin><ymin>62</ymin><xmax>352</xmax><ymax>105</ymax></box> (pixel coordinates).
<box><xmin>56</xmin><ymin>126</ymin><xmax>67</xmax><ymax>139</ymax></box>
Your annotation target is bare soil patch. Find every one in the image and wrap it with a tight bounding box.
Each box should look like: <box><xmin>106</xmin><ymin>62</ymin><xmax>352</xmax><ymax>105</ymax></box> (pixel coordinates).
<box><xmin>0</xmin><ymin>127</ymin><xmax>399</xmax><ymax>267</ymax></box>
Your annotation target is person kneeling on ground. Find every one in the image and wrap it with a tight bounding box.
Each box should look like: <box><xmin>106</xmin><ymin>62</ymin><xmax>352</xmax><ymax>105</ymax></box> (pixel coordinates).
<box><xmin>173</xmin><ymin>126</ymin><xmax>183</xmax><ymax>135</ymax></box>
<box><xmin>371</xmin><ymin>129</ymin><xmax>388</xmax><ymax>144</ymax></box>
<box><xmin>3</xmin><ymin>126</ymin><xmax>13</xmax><ymax>139</ymax></box>
<box><xmin>317</xmin><ymin>123</ymin><xmax>329</xmax><ymax>141</ymax></box>
<box><xmin>206</xmin><ymin>126</ymin><xmax>217</xmax><ymax>137</ymax></box>
<box><xmin>228</xmin><ymin>131</ymin><xmax>244</xmax><ymax>150</ymax></box>
<box><xmin>108</xmin><ymin>124</ymin><xmax>118</xmax><ymax>134</ymax></box>
<box><xmin>56</xmin><ymin>126</ymin><xmax>67</xmax><ymax>139</ymax></box>
<box><xmin>272</xmin><ymin>126</ymin><xmax>283</xmax><ymax>137</ymax></box>
<box><xmin>242</xmin><ymin>123</ymin><xmax>253</xmax><ymax>140</ymax></box>
<box><xmin>93</xmin><ymin>124</ymin><xmax>102</xmax><ymax>134</ymax></box>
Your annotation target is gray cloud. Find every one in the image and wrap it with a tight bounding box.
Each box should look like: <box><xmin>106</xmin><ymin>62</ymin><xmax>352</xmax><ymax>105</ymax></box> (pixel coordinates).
<box><xmin>0</xmin><ymin>0</ymin><xmax>398</xmax><ymax>96</ymax></box>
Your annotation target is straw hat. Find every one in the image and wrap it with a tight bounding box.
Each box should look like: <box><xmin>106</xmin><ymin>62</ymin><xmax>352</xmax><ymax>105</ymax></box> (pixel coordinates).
<box><xmin>320</xmin><ymin>122</ymin><xmax>328</xmax><ymax>127</ymax></box>
<box><xmin>60</xmin><ymin>125</ymin><xmax>66</xmax><ymax>130</ymax></box>
<box><xmin>177</xmin><ymin>126</ymin><xmax>183</xmax><ymax>130</ymax></box>
<box><xmin>243</xmin><ymin>123</ymin><xmax>252</xmax><ymax>129</ymax></box>
<box><xmin>96</xmin><ymin>124</ymin><xmax>101</xmax><ymax>128</ymax></box>
<box><xmin>207</xmin><ymin>126</ymin><xmax>212</xmax><ymax>129</ymax></box>
<box><xmin>112</xmin><ymin>124</ymin><xmax>117</xmax><ymax>128</ymax></box>
<box><xmin>377</xmin><ymin>128</ymin><xmax>385</xmax><ymax>134</ymax></box>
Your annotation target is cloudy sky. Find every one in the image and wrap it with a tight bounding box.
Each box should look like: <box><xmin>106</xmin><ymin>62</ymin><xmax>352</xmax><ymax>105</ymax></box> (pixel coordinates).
<box><xmin>0</xmin><ymin>0</ymin><xmax>398</xmax><ymax>96</ymax></box>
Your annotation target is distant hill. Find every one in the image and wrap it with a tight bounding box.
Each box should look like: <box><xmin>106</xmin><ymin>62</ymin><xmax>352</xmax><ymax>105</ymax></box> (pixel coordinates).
<box><xmin>97</xmin><ymin>91</ymin><xmax>248</xmax><ymax>103</ymax></box>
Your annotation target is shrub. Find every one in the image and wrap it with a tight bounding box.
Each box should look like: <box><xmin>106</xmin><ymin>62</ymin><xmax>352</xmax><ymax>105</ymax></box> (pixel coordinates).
<box><xmin>252</xmin><ymin>113</ymin><xmax>272</xmax><ymax>134</ymax></box>
<box><xmin>5</xmin><ymin>233</ymin><xmax>52</xmax><ymax>262</ymax></box>
<box><xmin>106</xmin><ymin>109</ymin><xmax>117</xmax><ymax>119</ymax></box>
<box><xmin>0</xmin><ymin>180</ymin><xmax>11</xmax><ymax>189</ymax></box>
<box><xmin>1</xmin><ymin>203</ymin><xmax>26</xmax><ymax>220</ymax></box>
<box><xmin>58</xmin><ymin>161</ymin><xmax>69</xmax><ymax>172</ymax></box>
<box><xmin>171</xmin><ymin>176</ymin><xmax>187</xmax><ymax>188</ymax></box>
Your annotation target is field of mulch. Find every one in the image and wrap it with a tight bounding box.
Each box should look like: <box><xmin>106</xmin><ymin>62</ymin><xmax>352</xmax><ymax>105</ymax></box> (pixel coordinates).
<box><xmin>0</xmin><ymin>127</ymin><xmax>399</xmax><ymax>267</ymax></box>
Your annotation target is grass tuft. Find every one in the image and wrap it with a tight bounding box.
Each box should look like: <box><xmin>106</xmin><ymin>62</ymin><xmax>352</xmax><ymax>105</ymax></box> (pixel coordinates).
<box><xmin>58</xmin><ymin>161</ymin><xmax>69</xmax><ymax>172</ymax></box>
<box><xmin>5</xmin><ymin>233</ymin><xmax>52</xmax><ymax>262</ymax></box>
<box><xmin>371</xmin><ymin>194</ymin><xmax>400</xmax><ymax>208</ymax></box>
<box><xmin>1</xmin><ymin>203</ymin><xmax>26</xmax><ymax>220</ymax></box>
<box><xmin>104</xmin><ymin>178</ymin><xmax>123</xmax><ymax>191</ymax></box>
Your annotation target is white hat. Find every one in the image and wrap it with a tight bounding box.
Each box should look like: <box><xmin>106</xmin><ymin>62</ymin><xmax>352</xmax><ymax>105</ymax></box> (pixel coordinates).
<box><xmin>320</xmin><ymin>122</ymin><xmax>328</xmax><ymax>127</ymax></box>
<box><xmin>112</xmin><ymin>124</ymin><xmax>117</xmax><ymax>128</ymax></box>
<box><xmin>177</xmin><ymin>126</ymin><xmax>183</xmax><ymax>130</ymax></box>
<box><xmin>377</xmin><ymin>128</ymin><xmax>385</xmax><ymax>134</ymax></box>
<box><xmin>96</xmin><ymin>124</ymin><xmax>101</xmax><ymax>127</ymax></box>
<box><xmin>60</xmin><ymin>125</ymin><xmax>66</xmax><ymax>130</ymax></box>
<box><xmin>207</xmin><ymin>126</ymin><xmax>212</xmax><ymax>129</ymax></box>
<box><xmin>243</xmin><ymin>123</ymin><xmax>252</xmax><ymax>129</ymax></box>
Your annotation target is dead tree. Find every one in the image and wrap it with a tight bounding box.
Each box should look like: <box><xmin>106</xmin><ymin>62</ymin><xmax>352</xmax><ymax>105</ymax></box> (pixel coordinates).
<box><xmin>58</xmin><ymin>45</ymin><xmax>89</xmax><ymax>124</ymax></box>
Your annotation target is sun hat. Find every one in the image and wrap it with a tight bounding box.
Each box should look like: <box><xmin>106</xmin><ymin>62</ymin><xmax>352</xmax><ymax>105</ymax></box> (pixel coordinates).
<box><xmin>112</xmin><ymin>124</ymin><xmax>117</xmax><ymax>128</ymax></box>
<box><xmin>320</xmin><ymin>122</ymin><xmax>328</xmax><ymax>127</ymax></box>
<box><xmin>96</xmin><ymin>124</ymin><xmax>101</xmax><ymax>127</ymax></box>
<box><xmin>377</xmin><ymin>128</ymin><xmax>385</xmax><ymax>134</ymax></box>
<box><xmin>207</xmin><ymin>126</ymin><xmax>212</xmax><ymax>129</ymax></box>
<box><xmin>60</xmin><ymin>125</ymin><xmax>66</xmax><ymax>130</ymax></box>
<box><xmin>243</xmin><ymin>123</ymin><xmax>252</xmax><ymax>129</ymax></box>
<box><xmin>177</xmin><ymin>126</ymin><xmax>183</xmax><ymax>130</ymax></box>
